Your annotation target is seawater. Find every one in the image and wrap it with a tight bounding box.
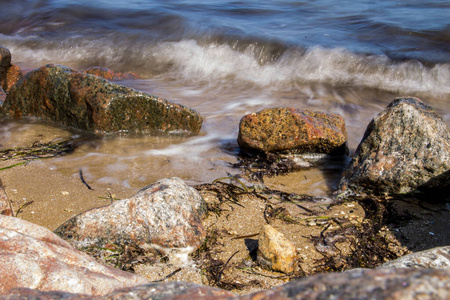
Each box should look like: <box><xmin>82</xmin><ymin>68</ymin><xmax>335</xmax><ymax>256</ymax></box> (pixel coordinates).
<box><xmin>0</xmin><ymin>0</ymin><xmax>449</xmax><ymax>195</ymax></box>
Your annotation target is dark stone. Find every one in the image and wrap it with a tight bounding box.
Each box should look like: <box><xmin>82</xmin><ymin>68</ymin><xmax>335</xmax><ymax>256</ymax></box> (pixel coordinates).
<box><xmin>338</xmin><ymin>97</ymin><xmax>450</xmax><ymax>197</ymax></box>
<box><xmin>4</xmin><ymin>64</ymin><xmax>202</xmax><ymax>135</ymax></box>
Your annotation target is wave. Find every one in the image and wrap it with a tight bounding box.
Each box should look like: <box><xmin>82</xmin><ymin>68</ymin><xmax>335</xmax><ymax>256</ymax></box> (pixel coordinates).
<box><xmin>2</xmin><ymin>35</ymin><xmax>449</xmax><ymax>96</ymax></box>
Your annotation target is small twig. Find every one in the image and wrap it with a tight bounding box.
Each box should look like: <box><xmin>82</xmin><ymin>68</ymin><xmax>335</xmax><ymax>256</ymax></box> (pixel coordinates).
<box><xmin>320</xmin><ymin>223</ymin><xmax>332</xmax><ymax>246</ymax></box>
<box><xmin>152</xmin><ymin>268</ymin><xmax>182</xmax><ymax>282</ymax></box>
<box><xmin>217</xmin><ymin>251</ymin><xmax>239</xmax><ymax>284</ymax></box>
<box><xmin>79</xmin><ymin>169</ymin><xmax>94</xmax><ymax>190</ymax></box>
<box><xmin>15</xmin><ymin>201</ymin><xmax>34</xmax><ymax>216</ymax></box>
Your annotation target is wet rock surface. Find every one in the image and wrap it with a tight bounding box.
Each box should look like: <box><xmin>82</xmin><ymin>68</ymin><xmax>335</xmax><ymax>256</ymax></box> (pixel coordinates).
<box><xmin>55</xmin><ymin>177</ymin><xmax>207</xmax><ymax>261</ymax></box>
<box><xmin>338</xmin><ymin>97</ymin><xmax>450</xmax><ymax>197</ymax></box>
<box><xmin>4</xmin><ymin>64</ymin><xmax>202</xmax><ymax>134</ymax></box>
<box><xmin>0</xmin><ymin>215</ymin><xmax>148</xmax><ymax>296</ymax></box>
<box><xmin>0</xmin><ymin>46</ymin><xmax>22</xmax><ymax>94</ymax></box>
<box><xmin>238</xmin><ymin>107</ymin><xmax>348</xmax><ymax>155</ymax></box>
<box><xmin>379</xmin><ymin>246</ymin><xmax>450</xmax><ymax>270</ymax></box>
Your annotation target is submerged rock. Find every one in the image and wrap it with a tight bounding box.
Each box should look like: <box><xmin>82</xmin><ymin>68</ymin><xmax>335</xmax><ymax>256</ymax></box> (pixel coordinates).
<box><xmin>0</xmin><ymin>215</ymin><xmax>148</xmax><ymax>296</ymax></box>
<box><xmin>257</xmin><ymin>225</ymin><xmax>297</xmax><ymax>274</ymax></box>
<box><xmin>238</xmin><ymin>108</ymin><xmax>348</xmax><ymax>166</ymax></box>
<box><xmin>338</xmin><ymin>97</ymin><xmax>450</xmax><ymax>197</ymax></box>
<box><xmin>4</xmin><ymin>64</ymin><xmax>202</xmax><ymax>134</ymax></box>
<box><xmin>379</xmin><ymin>246</ymin><xmax>450</xmax><ymax>270</ymax></box>
<box><xmin>55</xmin><ymin>178</ymin><xmax>207</xmax><ymax>259</ymax></box>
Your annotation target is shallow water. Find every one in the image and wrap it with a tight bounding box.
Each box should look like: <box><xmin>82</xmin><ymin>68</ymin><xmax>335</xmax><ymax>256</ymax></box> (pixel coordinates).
<box><xmin>0</xmin><ymin>0</ymin><xmax>449</xmax><ymax>197</ymax></box>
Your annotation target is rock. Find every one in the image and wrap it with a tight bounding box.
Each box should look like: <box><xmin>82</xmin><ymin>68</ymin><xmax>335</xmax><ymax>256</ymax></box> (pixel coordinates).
<box><xmin>0</xmin><ymin>214</ymin><xmax>148</xmax><ymax>296</ymax></box>
<box><xmin>106</xmin><ymin>281</ymin><xmax>238</xmax><ymax>299</ymax></box>
<box><xmin>238</xmin><ymin>107</ymin><xmax>348</xmax><ymax>156</ymax></box>
<box><xmin>55</xmin><ymin>177</ymin><xmax>207</xmax><ymax>260</ymax></box>
<box><xmin>0</xmin><ymin>46</ymin><xmax>23</xmax><ymax>93</ymax></box>
<box><xmin>242</xmin><ymin>268</ymin><xmax>450</xmax><ymax>300</ymax></box>
<box><xmin>0</xmin><ymin>183</ymin><xmax>13</xmax><ymax>216</ymax></box>
<box><xmin>379</xmin><ymin>246</ymin><xmax>450</xmax><ymax>270</ymax></box>
<box><xmin>3</xmin><ymin>64</ymin><xmax>23</xmax><ymax>93</ymax></box>
<box><xmin>3</xmin><ymin>268</ymin><xmax>448</xmax><ymax>299</ymax></box>
<box><xmin>257</xmin><ymin>224</ymin><xmax>297</xmax><ymax>274</ymax></box>
<box><xmin>83</xmin><ymin>66</ymin><xmax>140</xmax><ymax>80</ymax></box>
<box><xmin>338</xmin><ymin>97</ymin><xmax>450</xmax><ymax>197</ymax></box>
<box><xmin>0</xmin><ymin>87</ymin><xmax>5</xmax><ymax>106</ymax></box>
<box><xmin>4</xmin><ymin>64</ymin><xmax>202</xmax><ymax>134</ymax></box>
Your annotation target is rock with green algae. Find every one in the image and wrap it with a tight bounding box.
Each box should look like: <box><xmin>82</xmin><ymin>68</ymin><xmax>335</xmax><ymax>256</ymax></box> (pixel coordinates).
<box><xmin>338</xmin><ymin>97</ymin><xmax>450</xmax><ymax>197</ymax></box>
<box><xmin>238</xmin><ymin>107</ymin><xmax>348</xmax><ymax>155</ymax></box>
<box><xmin>4</xmin><ymin>64</ymin><xmax>202</xmax><ymax>135</ymax></box>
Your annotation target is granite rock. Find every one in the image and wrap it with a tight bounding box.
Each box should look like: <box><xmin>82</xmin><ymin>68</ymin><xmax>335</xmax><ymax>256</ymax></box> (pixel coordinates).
<box><xmin>379</xmin><ymin>246</ymin><xmax>450</xmax><ymax>270</ymax></box>
<box><xmin>257</xmin><ymin>224</ymin><xmax>297</xmax><ymax>274</ymax></box>
<box><xmin>338</xmin><ymin>97</ymin><xmax>450</xmax><ymax>197</ymax></box>
<box><xmin>238</xmin><ymin>107</ymin><xmax>348</xmax><ymax>155</ymax></box>
<box><xmin>55</xmin><ymin>178</ymin><xmax>207</xmax><ymax>259</ymax></box>
<box><xmin>4</xmin><ymin>64</ymin><xmax>202</xmax><ymax>134</ymax></box>
<box><xmin>0</xmin><ymin>46</ymin><xmax>23</xmax><ymax>94</ymax></box>
<box><xmin>0</xmin><ymin>215</ymin><xmax>148</xmax><ymax>296</ymax></box>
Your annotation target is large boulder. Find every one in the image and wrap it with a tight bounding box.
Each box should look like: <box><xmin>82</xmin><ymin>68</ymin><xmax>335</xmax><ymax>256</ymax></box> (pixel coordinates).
<box><xmin>238</xmin><ymin>107</ymin><xmax>348</xmax><ymax>155</ymax></box>
<box><xmin>83</xmin><ymin>66</ymin><xmax>140</xmax><ymax>80</ymax></box>
<box><xmin>55</xmin><ymin>178</ymin><xmax>207</xmax><ymax>259</ymax></box>
<box><xmin>379</xmin><ymin>246</ymin><xmax>450</xmax><ymax>270</ymax></box>
<box><xmin>2</xmin><ymin>268</ymin><xmax>449</xmax><ymax>299</ymax></box>
<box><xmin>338</xmin><ymin>97</ymin><xmax>450</xmax><ymax>197</ymax></box>
<box><xmin>4</xmin><ymin>64</ymin><xmax>202</xmax><ymax>134</ymax></box>
<box><xmin>0</xmin><ymin>214</ymin><xmax>148</xmax><ymax>296</ymax></box>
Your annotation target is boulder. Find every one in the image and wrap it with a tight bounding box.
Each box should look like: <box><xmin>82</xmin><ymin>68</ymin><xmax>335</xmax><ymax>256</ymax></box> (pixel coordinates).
<box><xmin>0</xmin><ymin>214</ymin><xmax>148</xmax><ymax>296</ymax></box>
<box><xmin>0</xmin><ymin>87</ymin><xmax>5</xmax><ymax>107</ymax></box>
<box><xmin>241</xmin><ymin>268</ymin><xmax>450</xmax><ymax>300</ymax></box>
<box><xmin>83</xmin><ymin>66</ymin><xmax>140</xmax><ymax>80</ymax></box>
<box><xmin>55</xmin><ymin>178</ymin><xmax>207</xmax><ymax>259</ymax></box>
<box><xmin>338</xmin><ymin>97</ymin><xmax>450</xmax><ymax>197</ymax></box>
<box><xmin>257</xmin><ymin>225</ymin><xmax>297</xmax><ymax>274</ymax></box>
<box><xmin>379</xmin><ymin>246</ymin><xmax>450</xmax><ymax>270</ymax></box>
<box><xmin>238</xmin><ymin>107</ymin><xmax>348</xmax><ymax>155</ymax></box>
<box><xmin>2</xmin><ymin>268</ymin><xmax>449</xmax><ymax>299</ymax></box>
<box><xmin>3</xmin><ymin>64</ymin><xmax>23</xmax><ymax>92</ymax></box>
<box><xmin>4</xmin><ymin>64</ymin><xmax>202</xmax><ymax>134</ymax></box>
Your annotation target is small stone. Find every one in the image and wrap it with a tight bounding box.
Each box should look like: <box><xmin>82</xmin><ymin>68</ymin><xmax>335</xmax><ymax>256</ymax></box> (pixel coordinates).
<box><xmin>257</xmin><ymin>224</ymin><xmax>297</xmax><ymax>274</ymax></box>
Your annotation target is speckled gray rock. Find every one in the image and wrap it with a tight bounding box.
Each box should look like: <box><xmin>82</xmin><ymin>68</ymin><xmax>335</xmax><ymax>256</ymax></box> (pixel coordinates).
<box><xmin>0</xmin><ymin>215</ymin><xmax>148</xmax><ymax>296</ymax></box>
<box><xmin>338</xmin><ymin>97</ymin><xmax>450</xmax><ymax>197</ymax></box>
<box><xmin>379</xmin><ymin>246</ymin><xmax>450</xmax><ymax>270</ymax></box>
<box><xmin>4</xmin><ymin>64</ymin><xmax>202</xmax><ymax>134</ymax></box>
<box><xmin>241</xmin><ymin>268</ymin><xmax>450</xmax><ymax>300</ymax></box>
<box><xmin>55</xmin><ymin>178</ymin><xmax>207</xmax><ymax>258</ymax></box>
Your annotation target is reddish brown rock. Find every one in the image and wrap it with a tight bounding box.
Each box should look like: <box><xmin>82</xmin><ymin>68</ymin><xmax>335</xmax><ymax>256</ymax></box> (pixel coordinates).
<box><xmin>55</xmin><ymin>178</ymin><xmax>207</xmax><ymax>259</ymax></box>
<box><xmin>83</xmin><ymin>66</ymin><xmax>140</xmax><ymax>80</ymax></box>
<box><xmin>238</xmin><ymin>107</ymin><xmax>348</xmax><ymax>155</ymax></box>
<box><xmin>4</xmin><ymin>64</ymin><xmax>202</xmax><ymax>135</ymax></box>
<box><xmin>0</xmin><ymin>215</ymin><xmax>148</xmax><ymax>296</ymax></box>
<box><xmin>3</xmin><ymin>64</ymin><xmax>23</xmax><ymax>92</ymax></box>
<box><xmin>257</xmin><ymin>225</ymin><xmax>297</xmax><ymax>274</ymax></box>
<box><xmin>0</xmin><ymin>87</ymin><xmax>6</xmax><ymax>106</ymax></box>
<box><xmin>338</xmin><ymin>97</ymin><xmax>450</xmax><ymax>197</ymax></box>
